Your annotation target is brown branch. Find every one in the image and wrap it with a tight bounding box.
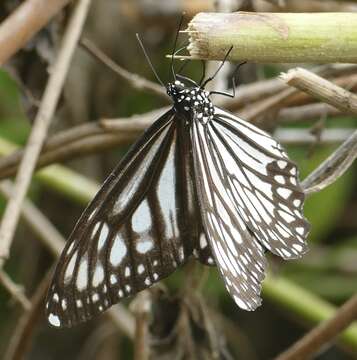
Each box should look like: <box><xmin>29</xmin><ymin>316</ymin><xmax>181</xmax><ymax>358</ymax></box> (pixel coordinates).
<box><xmin>131</xmin><ymin>291</ymin><xmax>151</xmax><ymax>360</ymax></box>
<box><xmin>0</xmin><ymin>0</ymin><xmax>71</xmax><ymax>65</ymax></box>
<box><xmin>4</xmin><ymin>269</ymin><xmax>53</xmax><ymax>360</ymax></box>
<box><xmin>277</xmin><ymin>103</ymin><xmax>342</xmax><ymax>123</ymax></box>
<box><xmin>275</xmin><ymin>294</ymin><xmax>357</xmax><ymax>360</ymax></box>
<box><xmin>280</xmin><ymin>67</ymin><xmax>357</xmax><ymax>115</ymax></box>
<box><xmin>0</xmin><ymin>0</ymin><xmax>92</xmax><ymax>269</ymax></box>
<box><xmin>80</xmin><ymin>38</ymin><xmax>168</xmax><ymax>100</ymax></box>
<box><xmin>0</xmin><ymin>270</ymin><xmax>31</xmax><ymax>311</ymax></box>
<box><xmin>1</xmin><ymin>65</ymin><xmax>356</xmax><ymax>178</ymax></box>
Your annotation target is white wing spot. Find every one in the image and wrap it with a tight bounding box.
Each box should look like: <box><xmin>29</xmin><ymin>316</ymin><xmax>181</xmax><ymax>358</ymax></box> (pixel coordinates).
<box><xmin>110</xmin><ymin>233</ymin><xmax>127</xmax><ymax>266</ymax></box>
<box><xmin>278</xmin><ymin>210</ymin><xmax>295</xmax><ymax>223</ymax></box>
<box><xmin>277</xmin><ymin>187</ymin><xmax>292</xmax><ymax>199</ymax></box>
<box><xmin>137</xmin><ymin>264</ymin><xmax>145</xmax><ymax>274</ymax></box>
<box><xmin>92</xmin><ymin>263</ymin><xmax>104</xmax><ymax>287</ymax></box>
<box><xmin>76</xmin><ymin>299</ymin><xmax>83</xmax><ymax>308</ymax></box>
<box><xmin>145</xmin><ymin>277</ymin><xmax>151</xmax><ymax>286</ymax></box>
<box><xmin>293</xmin><ymin>199</ymin><xmax>301</xmax><ymax>207</ymax></box>
<box><xmin>293</xmin><ymin>243</ymin><xmax>303</xmax><ymax>251</ymax></box>
<box><xmin>296</xmin><ymin>227</ymin><xmax>305</xmax><ymax>235</ymax></box>
<box><xmin>132</xmin><ymin>200</ymin><xmax>152</xmax><ymax>233</ymax></box>
<box><xmin>98</xmin><ymin>222</ymin><xmax>109</xmax><ymax>251</ymax></box>
<box><xmin>275</xmin><ymin>175</ymin><xmax>285</xmax><ymax>184</ymax></box>
<box><xmin>200</xmin><ymin>233</ymin><xmax>208</xmax><ymax>249</ymax></box>
<box><xmin>118</xmin><ymin>289</ymin><xmax>124</xmax><ymax>297</ymax></box>
<box><xmin>61</xmin><ymin>299</ymin><xmax>67</xmax><ymax>310</ymax></box>
<box><xmin>153</xmin><ymin>273</ymin><xmax>159</xmax><ymax>280</ymax></box>
<box><xmin>136</xmin><ymin>239</ymin><xmax>153</xmax><ymax>254</ymax></box>
<box><xmin>233</xmin><ymin>296</ymin><xmax>250</xmax><ymax>310</ymax></box>
<box><xmin>48</xmin><ymin>314</ymin><xmax>61</xmax><ymax>327</ymax></box>
<box><xmin>110</xmin><ymin>274</ymin><xmax>117</xmax><ymax>285</ymax></box>
<box><xmin>76</xmin><ymin>258</ymin><xmax>88</xmax><ymax>291</ymax></box>
<box><xmin>277</xmin><ymin>160</ymin><xmax>288</xmax><ymax>169</ymax></box>
<box><xmin>53</xmin><ymin>293</ymin><xmax>59</xmax><ymax>302</ymax></box>
<box><xmin>92</xmin><ymin>293</ymin><xmax>99</xmax><ymax>302</ymax></box>
<box><xmin>124</xmin><ymin>266</ymin><xmax>131</xmax><ymax>277</ymax></box>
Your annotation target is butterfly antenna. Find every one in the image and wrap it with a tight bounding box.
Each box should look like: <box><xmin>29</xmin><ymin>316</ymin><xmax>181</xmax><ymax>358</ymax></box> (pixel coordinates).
<box><xmin>170</xmin><ymin>14</ymin><xmax>185</xmax><ymax>81</ymax></box>
<box><xmin>136</xmin><ymin>33</ymin><xmax>165</xmax><ymax>88</ymax></box>
<box><xmin>201</xmin><ymin>45</ymin><xmax>233</xmax><ymax>88</ymax></box>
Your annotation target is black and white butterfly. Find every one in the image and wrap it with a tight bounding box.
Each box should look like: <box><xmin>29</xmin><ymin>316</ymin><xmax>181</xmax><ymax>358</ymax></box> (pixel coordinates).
<box><xmin>46</xmin><ymin>32</ymin><xmax>310</xmax><ymax>328</ymax></box>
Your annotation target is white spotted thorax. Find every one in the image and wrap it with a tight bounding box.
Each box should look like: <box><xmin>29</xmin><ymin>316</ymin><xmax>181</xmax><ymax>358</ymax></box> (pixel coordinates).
<box><xmin>167</xmin><ymin>80</ymin><xmax>214</xmax><ymax>124</ymax></box>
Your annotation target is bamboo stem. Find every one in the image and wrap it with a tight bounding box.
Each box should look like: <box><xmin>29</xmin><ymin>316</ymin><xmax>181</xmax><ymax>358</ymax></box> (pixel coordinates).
<box><xmin>185</xmin><ymin>12</ymin><xmax>357</xmax><ymax>63</ymax></box>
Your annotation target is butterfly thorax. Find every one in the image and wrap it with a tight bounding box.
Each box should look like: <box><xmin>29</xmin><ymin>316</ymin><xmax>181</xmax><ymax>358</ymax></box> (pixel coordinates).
<box><xmin>167</xmin><ymin>80</ymin><xmax>214</xmax><ymax>124</ymax></box>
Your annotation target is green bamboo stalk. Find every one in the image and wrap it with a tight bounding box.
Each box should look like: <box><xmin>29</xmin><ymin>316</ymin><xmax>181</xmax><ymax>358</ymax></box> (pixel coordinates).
<box><xmin>0</xmin><ymin>136</ymin><xmax>356</xmax><ymax>349</ymax></box>
<box><xmin>185</xmin><ymin>12</ymin><xmax>357</xmax><ymax>63</ymax></box>
<box><xmin>263</xmin><ymin>275</ymin><xmax>357</xmax><ymax>349</ymax></box>
<box><xmin>0</xmin><ymin>137</ymin><xmax>98</xmax><ymax>205</ymax></box>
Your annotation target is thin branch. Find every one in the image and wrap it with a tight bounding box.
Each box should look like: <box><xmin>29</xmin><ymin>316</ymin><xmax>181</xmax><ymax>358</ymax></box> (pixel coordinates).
<box><xmin>0</xmin><ymin>0</ymin><xmax>92</xmax><ymax>269</ymax></box>
<box><xmin>302</xmin><ymin>130</ymin><xmax>357</xmax><ymax>195</ymax></box>
<box><xmin>80</xmin><ymin>38</ymin><xmax>168</xmax><ymax>100</ymax></box>
<box><xmin>275</xmin><ymin>294</ymin><xmax>357</xmax><ymax>360</ymax></box>
<box><xmin>277</xmin><ymin>103</ymin><xmax>342</xmax><ymax>123</ymax></box>
<box><xmin>280</xmin><ymin>67</ymin><xmax>357</xmax><ymax>115</ymax></box>
<box><xmin>0</xmin><ymin>270</ymin><xmax>31</xmax><ymax>311</ymax></box>
<box><xmin>0</xmin><ymin>181</ymin><xmax>65</xmax><ymax>257</ymax></box>
<box><xmin>4</xmin><ymin>269</ymin><xmax>53</xmax><ymax>360</ymax></box>
<box><xmin>1</xmin><ymin>65</ymin><xmax>356</xmax><ymax>178</ymax></box>
<box><xmin>131</xmin><ymin>291</ymin><xmax>151</xmax><ymax>360</ymax></box>
<box><xmin>0</xmin><ymin>0</ymin><xmax>71</xmax><ymax>65</ymax></box>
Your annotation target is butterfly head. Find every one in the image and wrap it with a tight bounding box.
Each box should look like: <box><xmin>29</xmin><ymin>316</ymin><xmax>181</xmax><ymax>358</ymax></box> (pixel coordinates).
<box><xmin>167</xmin><ymin>80</ymin><xmax>214</xmax><ymax>123</ymax></box>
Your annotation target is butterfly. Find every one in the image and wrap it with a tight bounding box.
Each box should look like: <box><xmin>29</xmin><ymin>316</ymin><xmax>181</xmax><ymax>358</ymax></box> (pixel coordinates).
<box><xmin>45</xmin><ymin>31</ymin><xmax>310</xmax><ymax>328</ymax></box>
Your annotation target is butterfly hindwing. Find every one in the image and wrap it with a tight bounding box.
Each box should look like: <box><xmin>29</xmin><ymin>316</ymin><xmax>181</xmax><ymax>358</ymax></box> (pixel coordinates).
<box><xmin>211</xmin><ymin>108</ymin><xmax>310</xmax><ymax>259</ymax></box>
<box><xmin>192</xmin><ymin>119</ymin><xmax>267</xmax><ymax>310</ymax></box>
<box><xmin>46</xmin><ymin>110</ymin><xmax>208</xmax><ymax>327</ymax></box>
<box><xmin>191</xmin><ymin>108</ymin><xmax>309</xmax><ymax>310</ymax></box>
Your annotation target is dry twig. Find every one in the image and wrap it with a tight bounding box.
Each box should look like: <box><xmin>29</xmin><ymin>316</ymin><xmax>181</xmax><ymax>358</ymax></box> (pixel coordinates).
<box><xmin>0</xmin><ymin>270</ymin><xmax>31</xmax><ymax>311</ymax></box>
<box><xmin>131</xmin><ymin>291</ymin><xmax>151</xmax><ymax>360</ymax></box>
<box><xmin>275</xmin><ymin>294</ymin><xmax>357</xmax><ymax>360</ymax></box>
<box><xmin>302</xmin><ymin>130</ymin><xmax>357</xmax><ymax>195</ymax></box>
<box><xmin>0</xmin><ymin>0</ymin><xmax>92</xmax><ymax>269</ymax></box>
<box><xmin>280</xmin><ymin>68</ymin><xmax>357</xmax><ymax>115</ymax></box>
<box><xmin>0</xmin><ymin>0</ymin><xmax>71</xmax><ymax>65</ymax></box>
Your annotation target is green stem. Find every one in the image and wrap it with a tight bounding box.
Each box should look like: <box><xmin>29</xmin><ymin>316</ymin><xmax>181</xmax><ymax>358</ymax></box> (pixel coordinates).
<box><xmin>263</xmin><ymin>275</ymin><xmax>357</xmax><ymax>349</ymax></box>
<box><xmin>0</xmin><ymin>136</ymin><xmax>356</xmax><ymax>349</ymax></box>
<box><xmin>0</xmin><ymin>137</ymin><xmax>97</xmax><ymax>205</ymax></box>
<box><xmin>186</xmin><ymin>12</ymin><xmax>357</xmax><ymax>63</ymax></box>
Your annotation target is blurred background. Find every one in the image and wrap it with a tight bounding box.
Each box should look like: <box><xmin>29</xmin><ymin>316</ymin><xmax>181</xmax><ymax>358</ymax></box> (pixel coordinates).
<box><xmin>0</xmin><ymin>0</ymin><xmax>356</xmax><ymax>359</ymax></box>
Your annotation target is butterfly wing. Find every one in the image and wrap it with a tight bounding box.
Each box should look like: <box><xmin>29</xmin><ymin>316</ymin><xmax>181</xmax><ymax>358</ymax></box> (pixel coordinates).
<box><xmin>46</xmin><ymin>109</ymin><xmax>205</xmax><ymax>327</ymax></box>
<box><xmin>191</xmin><ymin>108</ymin><xmax>309</xmax><ymax>311</ymax></box>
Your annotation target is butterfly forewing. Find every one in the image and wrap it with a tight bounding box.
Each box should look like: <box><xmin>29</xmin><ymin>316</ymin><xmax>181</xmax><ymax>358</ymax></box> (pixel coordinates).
<box><xmin>46</xmin><ymin>110</ymin><xmax>209</xmax><ymax>327</ymax></box>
